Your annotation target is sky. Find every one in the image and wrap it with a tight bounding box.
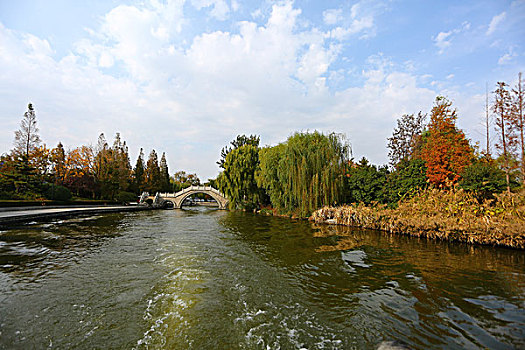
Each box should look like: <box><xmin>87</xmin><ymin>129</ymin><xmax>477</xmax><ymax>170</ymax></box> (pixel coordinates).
<box><xmin>0</xmin><ymin>0</ymin><xmax>524</xmax><ymax>181</ymax></box>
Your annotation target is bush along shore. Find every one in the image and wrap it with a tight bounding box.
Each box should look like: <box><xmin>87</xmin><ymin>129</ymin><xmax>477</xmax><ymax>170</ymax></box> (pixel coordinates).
<box><xmin>310</xmin><ymin>188</ymin><xmax>525</xmax><ymax>249</ymax></box>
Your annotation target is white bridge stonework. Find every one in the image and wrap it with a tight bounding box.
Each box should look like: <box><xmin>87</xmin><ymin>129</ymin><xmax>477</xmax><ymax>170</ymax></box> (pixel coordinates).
<box><xmin>140</xmin><ymin>186</ymin><xmax>229</xmax><ymax>210</ymax></box>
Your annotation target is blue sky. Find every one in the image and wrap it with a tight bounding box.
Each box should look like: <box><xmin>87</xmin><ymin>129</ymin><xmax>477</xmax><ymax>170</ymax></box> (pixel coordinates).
<box><xmin>0</xmin><ymin>0</ymin><xmax>523</xmax><ymax>180</ymax></box>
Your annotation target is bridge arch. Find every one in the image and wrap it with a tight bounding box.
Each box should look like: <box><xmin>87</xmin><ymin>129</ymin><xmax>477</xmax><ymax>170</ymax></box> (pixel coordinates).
<box><xmin>141</xmin><ymin>186</ymin><xmax>229</xmax><ymax>210</ymax></box>
<box><xmin>177</xmin><ymin>190</ymin><xmax>225</xmax><ymax>209</ymax></box>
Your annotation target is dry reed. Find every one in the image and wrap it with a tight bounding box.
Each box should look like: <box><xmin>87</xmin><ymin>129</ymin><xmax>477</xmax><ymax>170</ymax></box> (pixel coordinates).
<box><xmin>310</xmin><ymin>188</ymin><xmax>525</xmax><ymax>249</ymax></box>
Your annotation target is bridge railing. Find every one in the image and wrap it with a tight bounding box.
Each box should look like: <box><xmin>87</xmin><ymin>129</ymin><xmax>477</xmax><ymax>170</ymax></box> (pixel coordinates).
<box><xmin>158</xmin><ymin>186</ymin><xmax>225</xmax><ymax>198</ymax></box>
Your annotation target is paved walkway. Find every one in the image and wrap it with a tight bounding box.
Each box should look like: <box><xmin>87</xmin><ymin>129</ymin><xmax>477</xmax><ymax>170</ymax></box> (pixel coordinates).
<box><xmin>0</xmin><ymin>205</ymin><xmax>153</xmax><ymax>225</ymax></box>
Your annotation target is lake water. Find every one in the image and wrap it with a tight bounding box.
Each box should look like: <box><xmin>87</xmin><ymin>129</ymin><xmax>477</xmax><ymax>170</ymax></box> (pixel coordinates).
<box><xmin>1</xmin><ymin>207</ymin><xmax>524</xmax><ymax>349</ymax></box>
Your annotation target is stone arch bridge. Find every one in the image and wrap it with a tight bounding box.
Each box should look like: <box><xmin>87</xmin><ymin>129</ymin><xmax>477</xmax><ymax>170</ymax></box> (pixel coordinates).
<box><xmin>140</xmin><ymin>186</ymin><xmax>229</xmax><ymax>210</ymax></box>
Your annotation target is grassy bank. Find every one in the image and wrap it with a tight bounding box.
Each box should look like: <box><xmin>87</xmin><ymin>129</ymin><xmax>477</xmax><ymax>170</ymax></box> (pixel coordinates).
<box><xmin>311</xmin><ymin>188</ymin><xmax>525</xmax><ymax>249</ymax></box>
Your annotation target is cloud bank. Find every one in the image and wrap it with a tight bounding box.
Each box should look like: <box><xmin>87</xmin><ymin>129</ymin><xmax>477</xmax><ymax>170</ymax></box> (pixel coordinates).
<box><xmin>1</xmin><ymin>0</ymin><xmax>521</xmax><ymax>179</ymax></box>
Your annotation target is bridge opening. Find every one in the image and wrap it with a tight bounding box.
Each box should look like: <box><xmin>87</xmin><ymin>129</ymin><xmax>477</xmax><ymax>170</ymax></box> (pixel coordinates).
<box><xmin>181</xmin><ymin>194</ymin><xmax>219</xmax><ymax>208</ymax></box>
<box><xmin>163</xmin><ymin>200</ymin><xmax>174</xmax><ymax>209</ymax></box>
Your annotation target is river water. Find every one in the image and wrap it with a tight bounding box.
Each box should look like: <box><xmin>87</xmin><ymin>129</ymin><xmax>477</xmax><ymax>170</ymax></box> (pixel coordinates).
<box><xmin>0</xmin><ymin>207</ymin><xmax>524</xmax><ymax>349</ymax></box>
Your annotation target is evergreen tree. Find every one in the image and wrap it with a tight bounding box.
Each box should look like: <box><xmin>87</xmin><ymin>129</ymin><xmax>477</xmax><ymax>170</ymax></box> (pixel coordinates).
<box><xmin>383</xmin><ymin>158</ymin><xmax>427</xmax><ymax>204</ymax></box>
<box><xmin>94</xmin><ymin>133</ymin><xmax>109</xmax><ymax>183</ymax></box>
<box><xmin>111</xmin><ymin>133</ymin><xmax>132</xmax><ymax>192</ymax></box>
<box><xmin>459</xmin><ymin>159</ymin><xmax>507</xmax><ymax>202</ymax></box>
<box><xmin>145</xmin><ymin>149</ymin><xmax>161</xmax><ymax>193</ymax></box>
<box><xmin>50</xmin><ymin>142</ymin><xmax>66</xmax><ymax>185</ymax></box>
<box><xmin>133</xmin><ymin>148</ymin><xmax>146</xmax><ymax>194</ymax></box>
<box><xmin>159</xmin><ymin>152</ymin><xmax>170</xmax><ymax>192</ymax></box>
<box><xmin>344</xmin><ymin>157</ymin><xmax>389</xmax><ymax>205</ymax></box>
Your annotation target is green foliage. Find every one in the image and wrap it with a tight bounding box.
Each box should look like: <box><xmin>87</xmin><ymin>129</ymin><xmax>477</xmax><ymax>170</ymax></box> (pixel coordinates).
<box><xmin>44</xmin><ymin>184</ymin><xmax>72</xmax><ymax>201</ymax></box>
<box><xmin>159</xmin><ymin>152</ymin><xmax>170</xmax><ymax>192</ymax></box>
<box><xmin>132</xmin><ymin>148</ymin><xmax>145</xmax><ymax>194</ymax></box>
<box><xmin>145</xmin><ymin>149</ymin><xmax>161</xmax><ymax>194</ymax></box>
<box><xmin>115</xmin><ymin>190</ymin><xmax>138</xmax><ymax>203</ymax></box>
<box><xmin>344</xmin><ymin>157</ymin><xmax>389</xmax><ymax>205</ymax></box>
<box><xmin>217</xmin><ymin>134</ymin><xmax>260</xmax><ymax>169</ymax></box>
<box><xmin>218</xmin><ymin>144</ymin><xmax>264</xmax><ymax>210</ymax></box>
<box><xmin>171</xmin><ymin>171</ymin><xmax>200</xmax><ymax>192</ymax></box>
<box><xmin>459</xmin><ymin>160</ymin><xmax>509</xmax><ymax>201</ymax></box>
<box><xmin>257</xmin><ymin>131</ymin><xmax>350</xmax><ymax>217</ymax></box>
<box><xmin>383</xmin><ymin>158</ymin><xmax>428</xmax><ymax>204</ymax></box>
<box><xmin>256</xmin><ymin>143</ymin><xmax>286</xmax><ymax>209</ymax></box>
<box><xmin>0</xmin><ymin>154</ymin><xmax>43</xmax><ymax>199</ymax></box>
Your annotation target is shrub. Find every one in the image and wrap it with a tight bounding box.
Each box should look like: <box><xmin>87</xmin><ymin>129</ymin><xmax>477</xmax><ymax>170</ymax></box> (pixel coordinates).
<box><xmin>384</xmin><ymin>158</ymin><xmax>428</xmax><ymax>205</ymax></box>
<box><xmin>459</xmin><ymin>161</ymin><xmax>507</xmax><ymax>201</ymax></box>
<box><xmin>344</xmin><ymin>157</ymin><xmax>388</xmax><ymax>205</ymax></box>
<box><xmin>115</xmin><ymin>191</ymin><xmax>138</xmax><ymax>204</ymax></box>
<box><xmin>45</xmin><ymin>184</ymin><xmax>72</xmax><ymax>201</ymax></box>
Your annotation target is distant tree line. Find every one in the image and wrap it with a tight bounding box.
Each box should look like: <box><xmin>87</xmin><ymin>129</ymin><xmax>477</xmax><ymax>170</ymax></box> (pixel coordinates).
<box><xmin>0</xmin><ymin>105</ymin><xmax>202</xmax><ymax>202</ymax></box>
<box><xmin>216</xmin><ymin>73</ymin><xmax>524</xmax><ymax>216</ymax></box>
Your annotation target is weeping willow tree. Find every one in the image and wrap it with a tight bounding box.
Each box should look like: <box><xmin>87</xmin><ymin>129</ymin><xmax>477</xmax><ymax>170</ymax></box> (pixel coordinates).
<box><xmin>257</xmin><ymin>131</ymin><xmax>351</xmax><ymax>217</ymax></box>
<box><xmin>217</xmin><ymin>144</ymin><xmax>265</xmax><ymax>210</ymax></box>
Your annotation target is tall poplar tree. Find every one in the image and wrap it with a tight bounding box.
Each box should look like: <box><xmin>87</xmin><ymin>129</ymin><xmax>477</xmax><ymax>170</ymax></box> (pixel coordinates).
<box><xmin>159</xmin><ymin>152</ymin><xmax>170</xmax><ymax>192</ymax></box>
<box><xmin>493</xmin><ymin>82</ymin><xmax>517</xmax><ymax>192</ymax></box>
<box><xmin>512</xmin><ymin>73</ymin><xmax>525</xmax><ymax>183</ymax></box>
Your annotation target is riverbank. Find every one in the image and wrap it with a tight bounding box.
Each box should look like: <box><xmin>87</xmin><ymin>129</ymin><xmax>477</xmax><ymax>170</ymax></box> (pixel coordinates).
<box><xmin>311</xmin><ymin>188</ymin><xmax>525</xmax><ymax>249</ymax></box>
<box><xmin>0</xmin><ymin>205</ymin><xmax>156</xmax><ymax>226</ymax></box>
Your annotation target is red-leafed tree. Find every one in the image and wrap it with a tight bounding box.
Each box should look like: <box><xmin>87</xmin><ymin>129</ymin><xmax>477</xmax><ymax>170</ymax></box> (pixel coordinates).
<box><xmin>420</xmin><ymin>96</ymin><xmax>474</xmax><ymax>187</ymax></box>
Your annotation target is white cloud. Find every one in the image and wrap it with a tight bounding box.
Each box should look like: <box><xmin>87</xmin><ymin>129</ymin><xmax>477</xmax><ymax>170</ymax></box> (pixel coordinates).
<box><xmin>0</xmin><ymin>1</ymin><xmax>443</xmax><ymax>178</ymax></box>
<box><xmin>323</xmin><ymin>9</ymin><xmax>343</xmax><ymax>25</ymax></box>
<box><xmin>327</xmin><ymin>0</ymin><xmax>381</xmax><ymax>40</ymax></box>
<box><xmin>433</xmin><ymin>22</ymin><xmax>470</xmax><ymax>54</ymax></box>
<box><xmin>191</xmin><ymin>0</ymin><xmax>230</xmax><ymax>20</ymax></box>
<box><xmin>433</xmin><ymin>31</ymin><xmax>452</xmax><ymax>52</ymax></box>
<box><xmin>498</xmin><ymin>47</ymin><xmax>517</xmax><ymax>65</ymax></box>
<box><xmin>487</xmin><ymin>12</ymin><xmax>506</xmax><ymax>35</ymax></box>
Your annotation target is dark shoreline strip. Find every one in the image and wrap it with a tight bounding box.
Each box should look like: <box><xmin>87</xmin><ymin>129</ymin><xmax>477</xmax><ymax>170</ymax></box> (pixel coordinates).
<box><xmin>0</xmin><ymin>206</ymin><xmax>156</xmax><ymax>226</ymax></box>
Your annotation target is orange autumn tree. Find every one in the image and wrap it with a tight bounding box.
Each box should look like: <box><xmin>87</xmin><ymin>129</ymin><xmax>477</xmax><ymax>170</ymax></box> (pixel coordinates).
<box><xmin>420</xmin><ymin>96</ymin><xmax>474</xmax><ymax>187</ymax></box>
